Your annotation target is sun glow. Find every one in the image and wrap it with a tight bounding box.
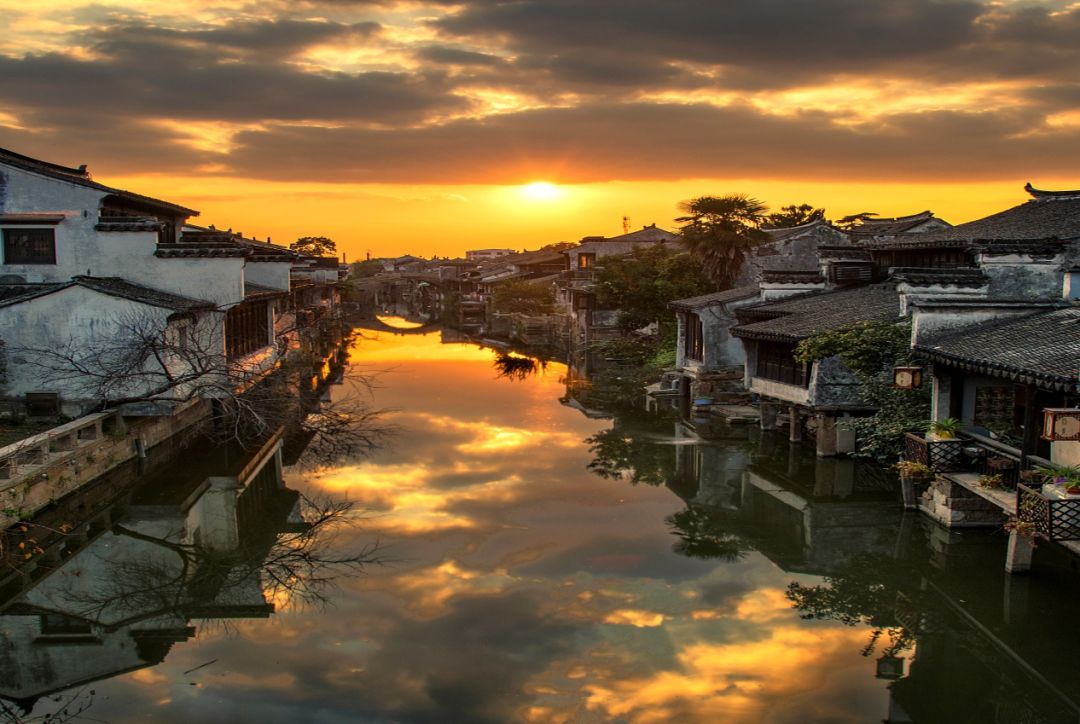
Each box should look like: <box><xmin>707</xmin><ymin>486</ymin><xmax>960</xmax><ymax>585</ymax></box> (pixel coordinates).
<box><xmin>520</xmin><ymin>181</ymin><xmax>563</xmax><ymax>202</ymax></box>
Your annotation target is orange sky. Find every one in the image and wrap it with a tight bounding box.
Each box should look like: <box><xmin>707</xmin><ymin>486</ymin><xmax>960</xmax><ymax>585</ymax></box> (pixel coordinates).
<box><xmin>1</xmin><ymin>0</ymin><xmax>1078</xmax><ymax>259</ymax></box>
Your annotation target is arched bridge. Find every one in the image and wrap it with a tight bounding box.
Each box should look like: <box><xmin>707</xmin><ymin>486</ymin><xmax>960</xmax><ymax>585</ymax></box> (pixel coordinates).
<box><xmin>353</xmin><ymin>316</ymin><xmax>442</xmax><ymax>335</ymax></box>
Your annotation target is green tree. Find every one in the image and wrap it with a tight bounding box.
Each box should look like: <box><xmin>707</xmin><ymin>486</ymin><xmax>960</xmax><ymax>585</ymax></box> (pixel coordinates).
<box><xmin>291</xmin><ymin>236</ymin><xmax>337</xmax><ymax>256</ymax></box>
<box><xmin>676</xmin><ymin>195</ymin><xmax>768</xmax><ymax>289</ymax></box>
<box><xmin>594</xmin><ymin>245</ymin><xmax>711</xmax><ymax>337</ymax></box>
<box><xmin>491</xmin><ymin>280</ymin><xmax>554</xmax><ymax>315</ymax></box>
<box><xmin>795</xmin><ymin>321</ymin><xmax>930</xmax><ymax>461</ymax></box>
<box><xmin>766</xmin><ymin>203</ymin><xmax>826</xmax><ymax>228</ymax></box>
<box><xmin>835</xmin><ymin>212</ymin><xmax>878</xmax><ymax>230</ymax></box>
<box><xmin>350</xmin><ymin>259</ymin><xmax>382</xmax><ymax>277</ymax></box>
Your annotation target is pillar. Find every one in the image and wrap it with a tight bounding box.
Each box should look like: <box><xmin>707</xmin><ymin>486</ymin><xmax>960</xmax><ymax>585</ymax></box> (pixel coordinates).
<box><xmin>930</xmin><ymin>367</ymin><xmax>951</xmax><ymax>422</ymax></box>
<box><xmin>815</xmin><ymin>413</ymin><xmax>837</xmax><ymax>457</ymax></box>
<box><xmin>759</xmin><ymin>402</ymin><xmax>778</xmax><ymax>431</ymax></box>
<box><xmin>200</xmin><ymin>476</ymin><xmax>242</xmax><ymax>553</ymax></box>
<box><xmin>1003</xmin><ymin>573</ymin><xmax>1030</xmax><ymax>623</ymax></box>
<box><xmin>900</xmin><ymin>475</ymin><xmax>918</xmax><ymax>510</ymax></box>
<box><xmin>788</xmin><ymin>406</ymin><xmax>803</xmax><ymax>443</ymax></box>
<box><xmin>1004</xmin><ymin>530</ymin><xmax>1034</xmax><ymax>574</ymax></box>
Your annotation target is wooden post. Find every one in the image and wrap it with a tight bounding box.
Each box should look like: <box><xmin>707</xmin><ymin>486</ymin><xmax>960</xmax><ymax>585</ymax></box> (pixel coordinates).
<box><xmin>759</xmin><ymin>402</ymin><xmax>778</xmax><ymax>431</ymax></box>
<box><xmin>788</xmin><ymin>406</ymin><xmax>802</xmax><ymax>443</ymax></box>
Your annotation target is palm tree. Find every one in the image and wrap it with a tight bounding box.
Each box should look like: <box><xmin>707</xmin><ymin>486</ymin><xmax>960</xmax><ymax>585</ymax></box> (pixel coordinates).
<box><xmin>676</xmin><ymin>195</ymin><xmax>768</xmax><ymax>289</ymax></box>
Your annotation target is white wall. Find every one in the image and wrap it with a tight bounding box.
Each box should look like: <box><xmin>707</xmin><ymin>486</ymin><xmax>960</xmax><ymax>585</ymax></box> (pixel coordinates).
<box><xmin>0</xmin><ymin>286</ymin><xmax>225</xmax><ymax>405</ymax></box>
<box><xmin>244</xmin><ymin>261</ymin><xmax>292</xmax><ymax>292</ymax></box>
<box><xmin>0</xmin><ymin>164</ymin><xmax>246</xmax><ymax>306</ymax></box>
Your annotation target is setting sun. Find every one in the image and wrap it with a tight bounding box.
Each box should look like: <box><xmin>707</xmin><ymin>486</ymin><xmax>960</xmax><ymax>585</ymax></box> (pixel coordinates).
<box><xmin>520</xmin><ymin>181</ymin><xmax>563</xmax><ymax>202</ymax></box>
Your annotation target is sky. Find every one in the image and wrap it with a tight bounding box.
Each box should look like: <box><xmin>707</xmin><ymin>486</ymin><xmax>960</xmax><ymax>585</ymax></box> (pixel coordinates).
<box><xmin>1</xmin><ymin>0</ymin><xmax>1079</xmax><ymax>259</ymax></box>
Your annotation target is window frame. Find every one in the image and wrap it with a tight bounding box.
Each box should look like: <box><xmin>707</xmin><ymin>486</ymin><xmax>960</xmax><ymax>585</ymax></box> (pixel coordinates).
<box><xmin>2</xmin><ymin>227</ymin><xmax>57</xmax><ymax>265</ymax></box>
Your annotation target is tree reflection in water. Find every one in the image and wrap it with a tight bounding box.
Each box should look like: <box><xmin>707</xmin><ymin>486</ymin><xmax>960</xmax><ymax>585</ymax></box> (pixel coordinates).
<box><xmin>665</xmin><ymin>506</ymin><xmax>750</xmax><ymax>563</ymax></box>
<box><xmin>492</xmin><ymin>352</ymin><xmax>547</xmax><ymax>381</ymax></box>
<box><xmin>786</xmin><ymin>553</ymin><xmax>918</xmax><ymax>658</ymax></box>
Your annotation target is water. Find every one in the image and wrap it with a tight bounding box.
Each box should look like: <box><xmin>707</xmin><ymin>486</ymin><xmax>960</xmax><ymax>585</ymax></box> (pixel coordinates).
<box><xmin>3</xmin><ymin>323</ymin><xmax>1080</xmax><ymax>723</ymax></box>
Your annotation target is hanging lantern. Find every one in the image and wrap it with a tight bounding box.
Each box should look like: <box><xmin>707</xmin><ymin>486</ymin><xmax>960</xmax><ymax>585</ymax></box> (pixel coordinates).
<box><xmin>892</xmin><ymin>366</ymin><xmax>924</xmax><ymax>390</ymax></box>
<box><xmin>1042</xmin><ymin>408</ymin><xmax>1080</xmax><ymax>441</ymax></box>
<box><xmin>875</xmin><ymin>655</ymin><xmax>905</xmax><ymax>680</ymax></box>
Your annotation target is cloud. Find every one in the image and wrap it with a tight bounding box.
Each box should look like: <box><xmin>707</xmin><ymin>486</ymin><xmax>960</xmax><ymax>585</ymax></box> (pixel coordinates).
<box><xmin>218</xmin><ymin>101</ymin><xmax>1080</xmax><ymax>184</ymax></box>
<box><xmin>0</xmin><ymin>17</ymin><xmax>467</xmax><ymax>127</ymax></box>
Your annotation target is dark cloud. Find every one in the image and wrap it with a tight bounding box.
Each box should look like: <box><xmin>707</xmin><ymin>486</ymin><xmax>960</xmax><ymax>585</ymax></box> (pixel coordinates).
<box><xmin>426</xmin><ymin>0</ymin><xmax>1080</xmax><ymax>92</ymax></box>
<box><xmin>415</xmin><ymin>45</ymin><xmax>506</xmax><ymax>67</ymax></box>
<box><xmin>0</xmin><ymin>18</ymin><xmax>465</xmax><ymax>126</ymax></box>
<box><xmin>217</xmin><ymin>101</ymin><xmax>1080</xmax><ymax>184</ymax></box>
<box><xmin>88</xmin><ymin>18</ymin><xmax>382</xmax><ymax>61</ymax></box>
<box><xmin>435</xmin><ymin>0</ymin><xmax>984</xmax><ymax>87</ymax></box>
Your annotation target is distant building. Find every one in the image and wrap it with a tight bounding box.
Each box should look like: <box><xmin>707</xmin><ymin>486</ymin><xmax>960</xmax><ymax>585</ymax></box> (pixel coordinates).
<box><xmin>563</xmin><ymin>224</ymin><xmax>679</xmax><ymax>271</ymax></box>
<box><xmin>465</xmin><ymin>248</ymin><xmax>515</xmax><ymax>262</ymax></box>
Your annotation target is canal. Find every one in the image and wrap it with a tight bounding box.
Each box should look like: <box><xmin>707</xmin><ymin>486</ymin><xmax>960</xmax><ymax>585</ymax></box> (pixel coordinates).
<box><xmin>4</xmin><ymin>322</ymin><xmax>1080</xmax><ymax>723</ymax></box>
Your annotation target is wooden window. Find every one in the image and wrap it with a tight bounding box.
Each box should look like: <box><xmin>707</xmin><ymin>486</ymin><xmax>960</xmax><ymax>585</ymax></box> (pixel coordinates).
<box><xmin>40</xmin><ymin>614</ymin><xmax>92</xmax><ymax>636</ymax></box>
<box><xmin>3</xmin><ymin>228</ymin><xmax>56</xmax><ymax>264</ymax></box>
<box><xmin>755</xmin><ymin>341</ymin><xmax>808</xmax><ymax>387</ymax></box>
<box><xmin>684</xmin><ymin>313</ymin><xmax>704</xmax><ymax>361</ymax></box>
<box><xmin>578</xmin><ymin>253</ymin><xmax>596</xmax><ymax>270</ymax></box>
<box><xmin>225</xmin><ymin>301</ymin><xmax>270</xmax><ymax>360</ymax></box>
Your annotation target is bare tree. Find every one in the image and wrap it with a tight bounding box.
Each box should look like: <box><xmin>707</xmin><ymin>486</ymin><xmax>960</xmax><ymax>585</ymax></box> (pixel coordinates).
<box><xmin>10</xmin><ymin>308</ymin><xmax>393</xmax><ymax>468</ymax></box>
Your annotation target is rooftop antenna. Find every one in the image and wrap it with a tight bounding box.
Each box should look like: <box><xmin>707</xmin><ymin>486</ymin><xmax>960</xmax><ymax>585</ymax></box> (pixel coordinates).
<box><xmin>622</xmin><ymin>215</ymin><xmax>630</xmax><ymax>234</ymax></box>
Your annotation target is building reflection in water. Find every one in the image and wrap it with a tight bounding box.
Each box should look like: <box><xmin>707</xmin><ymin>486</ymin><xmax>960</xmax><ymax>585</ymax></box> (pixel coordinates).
<box><xmin>627</xmin><ymin>413</ymin><xmax>1080</xmax><ymax>724</ymax></box>
<box><xmin>0</xmin><ymin>427</ymin><xmax>370</xmax><ymax>718</ymax></box>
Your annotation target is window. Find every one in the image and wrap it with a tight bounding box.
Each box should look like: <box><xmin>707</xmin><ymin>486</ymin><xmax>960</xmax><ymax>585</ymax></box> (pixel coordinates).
<box><xmin>684</xmin><ymin>313</ymin><xmax>704</xmax><ymax>361</ymax></box>
<box><xmin>755</xmin><ymin>341</ymin><xmax>809</xmax><ymax>387</ymax></box>
<box><xmin>578</xmin><ymin>253</ymin><xmax>596</xmax><ymax>270</ymax></box>
<box><xmin>225</xmin><ymin>301</ymin><xmax>270</xmax><ymax>360</ymax></box>
<box><xmin>3</xmin><ymin>228</ymin><xmax>56</xmax><ymax>264</ymax></box>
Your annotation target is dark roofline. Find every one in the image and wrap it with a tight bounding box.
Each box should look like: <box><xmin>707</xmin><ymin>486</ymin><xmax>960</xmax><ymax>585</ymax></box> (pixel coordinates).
<box><xmin>0</xmin><ymin>146</ymin><xmax>198</xmax><ymax>217</ymax></box>
<box><xmin>669</xmin><ymin>286</ymin><xmax>758</xmax><ymax>311</ymax></box>
<box><xmin>914</xmin><ymin>345</ymin><xmax>1077</xmax><ymax>392</ymax></box>
<box><xmin>1025</xmin><ymin>182</ymin><xmax>1080</xmax><ymax>201</ymax></box>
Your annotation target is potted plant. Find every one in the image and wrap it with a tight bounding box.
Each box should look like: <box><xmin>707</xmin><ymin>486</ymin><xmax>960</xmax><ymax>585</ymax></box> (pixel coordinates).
<box><xmin>1035</xmin><ymin>463</ymin><xmax>1080</xmax><ymax>495</ymax></box>
<box><xmin>895</xmin><ymin>460</ymin><xmax>934</xmax><ymax>482</ymax></box>
<box><xmin>978</xmin><ymin>473</ymin><xmax>1004</xmax><ymax>489</ymax></box>
<box><xmin>1004</xmin><ymin>516</ymin><xmax>1038</xmax><ymax>542</ymax></box>
<box><xmin>927</xmin><ymin>417</ymin><xmax>961</xmax><ymax>440</ymax></box>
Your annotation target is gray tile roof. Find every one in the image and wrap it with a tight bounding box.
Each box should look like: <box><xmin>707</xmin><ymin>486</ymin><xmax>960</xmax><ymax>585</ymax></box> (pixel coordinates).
<box><xmin>914</xmin><ymin>307</ymin><xmax>1080</xmax><ymax>391</ymax></box>
<box><xmin>732</xmin><ymin>283</ymin><xmax>902</xmax><ymax>342</ymax></box>
<box><xmin>870</xmin><ymin>192</ymin><xmax>1080</xmax><ymax>249</ymax></box>
<box><xmin>669</xmin><ymin>285</ymin><xmax>759</xmax><ymax>310</ymax></box>
<box><xmin>244</xmin><ymin>282</ymin><xmax>286</xmax><ymax>299</ymax></box>
<box><xmin>73</xmin><ymin>277</ymin><xmax>214</xmax><ymax>311</ymax></box>
<box><xmin>604</xmin><ymin>225</ymin><xmax>679</xmax><ymax>243</ymax></box>
<box><xmin>0</xmin><ymin>283</ymin><xmax>70</xmax><ymax>308</ymax></box>
<box><xmin>0</xmin><ymin>277</ymin><xmax>214</xmax><ymax>311</ymax></box>
<box><xmin>848</xmin><ymin>211</ymin><xmax>946</xmax><ymax>237</ymax></box>
<box><xmin>761</xmin><ymin>218</ymin><xmax>845</xmax><ymax>243</ymax></box>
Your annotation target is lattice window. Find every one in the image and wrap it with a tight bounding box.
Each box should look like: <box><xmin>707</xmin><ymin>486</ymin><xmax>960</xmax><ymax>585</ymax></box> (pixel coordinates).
<box><xmin>3</xmin><ymin>228</ymin><xmax>55</xmax><ymax>264</ymax></box>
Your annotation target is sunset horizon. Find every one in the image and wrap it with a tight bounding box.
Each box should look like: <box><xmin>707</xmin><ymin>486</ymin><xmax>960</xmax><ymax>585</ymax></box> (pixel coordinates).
<box><xmin>3</xmin><ymin>0</ymin><xmax>1080</xmax><ymax>258</ymax></box>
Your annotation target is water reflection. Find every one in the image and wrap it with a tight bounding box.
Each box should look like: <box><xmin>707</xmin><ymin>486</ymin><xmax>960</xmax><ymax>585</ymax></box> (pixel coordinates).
<box><xmin>2</xmin><ymin>326</ymin><xmax>1079</xmax><ymax>722</ymax></box>
<box><xmin>0</xmin><ymin>430</ymin><xmax>376</xmax><ymax>721</ymax></box>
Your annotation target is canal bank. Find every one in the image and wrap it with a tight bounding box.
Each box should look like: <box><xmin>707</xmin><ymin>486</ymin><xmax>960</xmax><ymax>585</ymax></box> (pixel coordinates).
<box><xmin>1</xmin><ymin>322</ymin><xmax>1078</xmax><ymax>723</ymax></box>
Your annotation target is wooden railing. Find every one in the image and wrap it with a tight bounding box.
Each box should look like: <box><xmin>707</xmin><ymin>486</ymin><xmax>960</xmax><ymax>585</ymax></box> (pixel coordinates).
<box><xmin>903</xmin><ymin>431</ymin><xmax>1045</xmax><ymax>491</ymax></box>
<box><xmin>1017</xmin><ymin>483</ymin><xmax>1080</xmax><ymax>541</ymax></box>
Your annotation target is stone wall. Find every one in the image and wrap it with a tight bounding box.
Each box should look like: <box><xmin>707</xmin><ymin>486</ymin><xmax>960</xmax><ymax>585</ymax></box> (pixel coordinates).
<box><xmin>919</xmin><ymin>476</ymin><xmax>1007</xmax><ymax>528</ymax></box>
